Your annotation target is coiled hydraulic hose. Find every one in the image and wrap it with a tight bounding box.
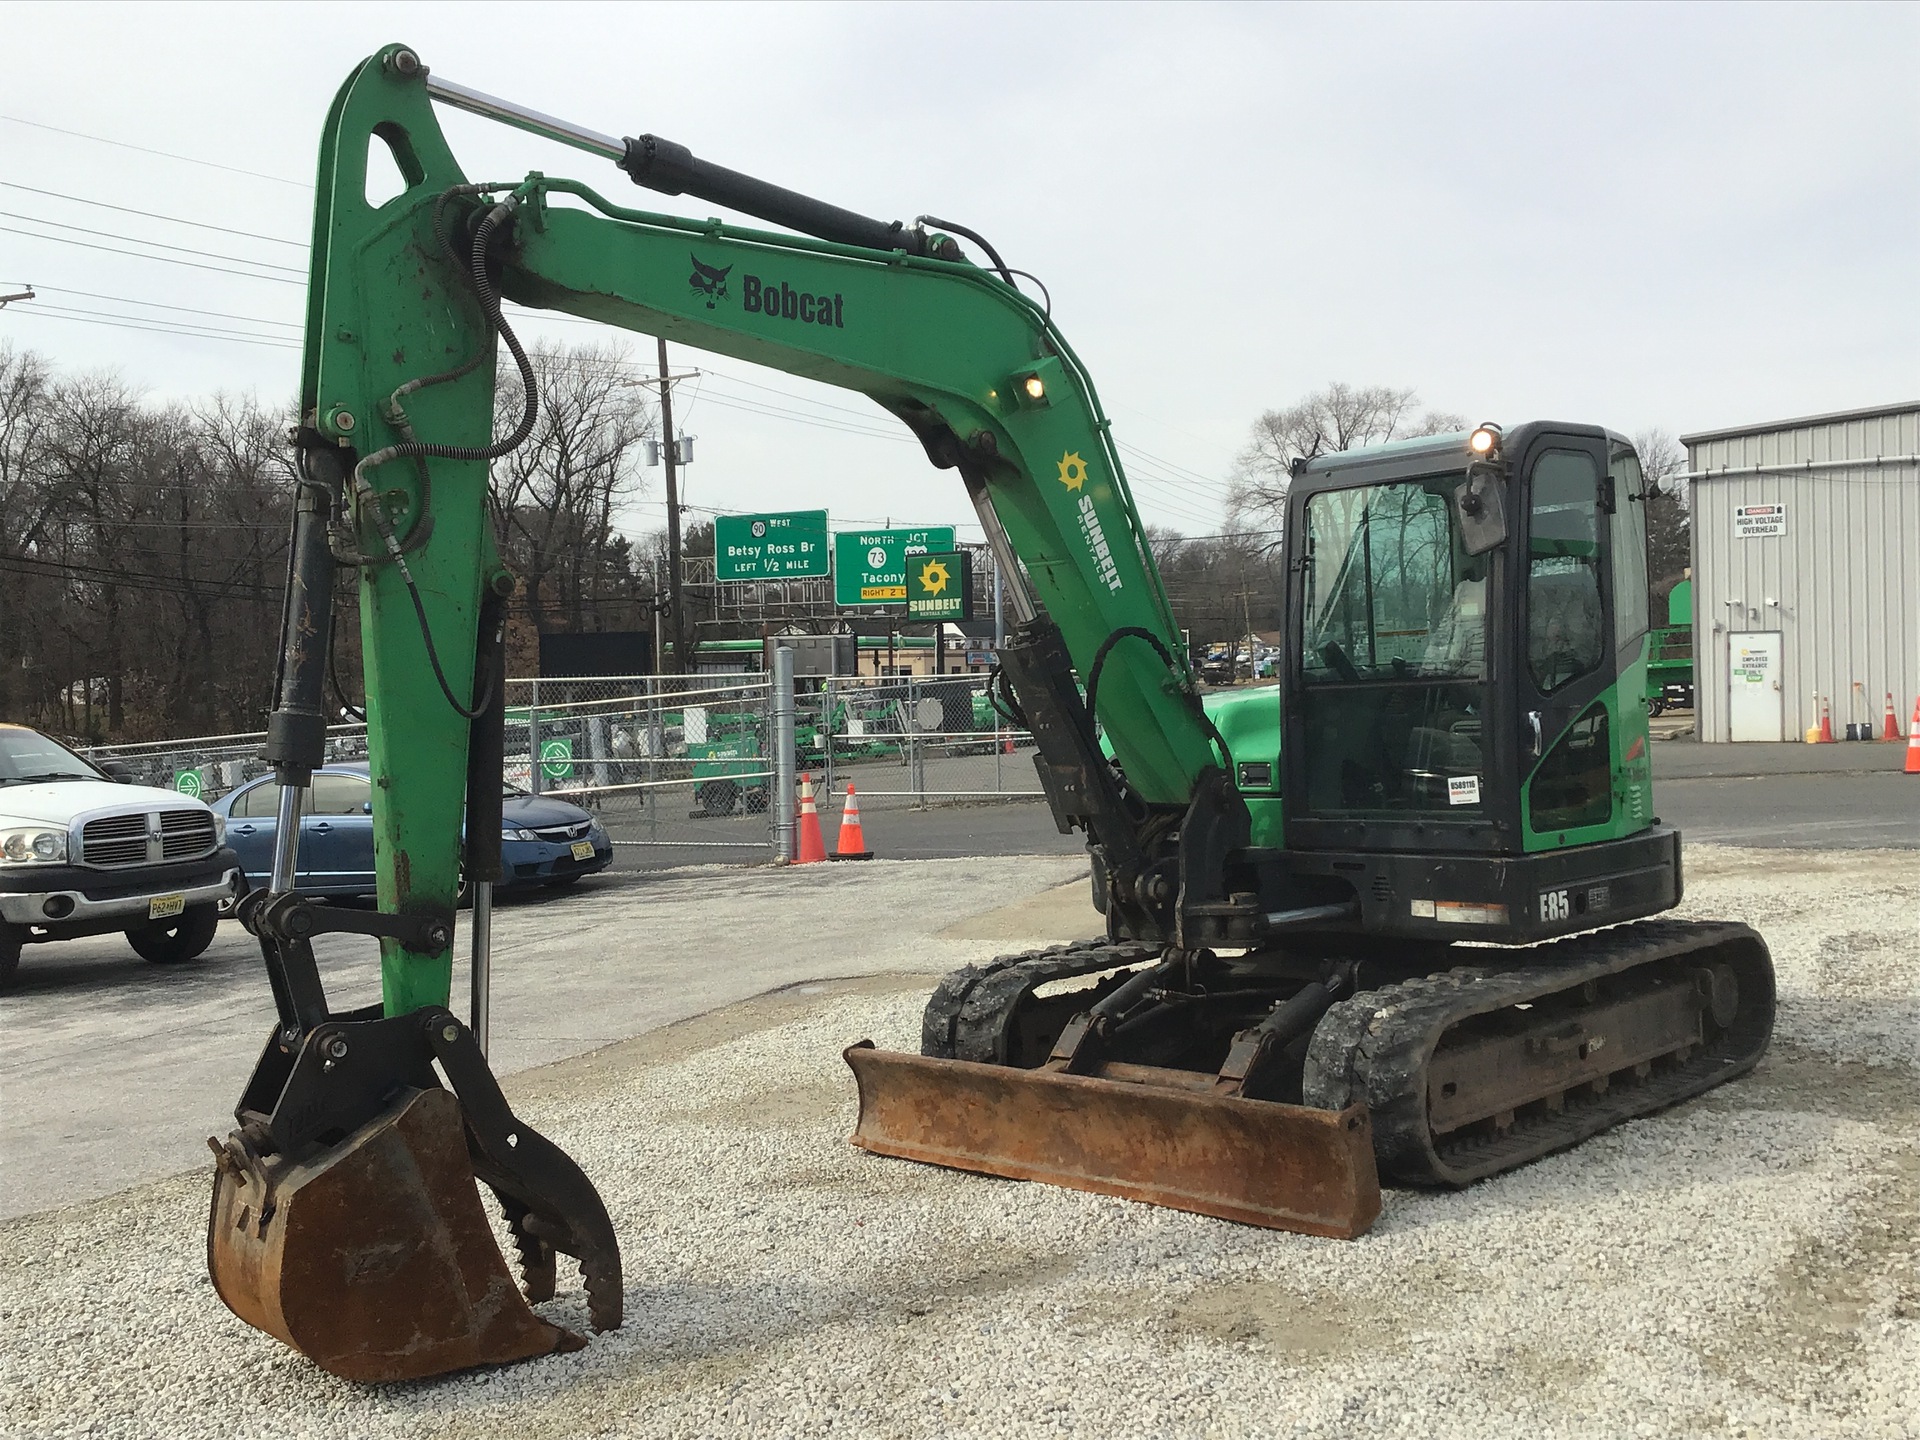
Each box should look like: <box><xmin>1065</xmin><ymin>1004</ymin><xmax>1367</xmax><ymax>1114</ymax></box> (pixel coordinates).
<box><xmin>343</xmin><ymin>187</ymin><xmax>541</xmax><ymax>720</ymax></box>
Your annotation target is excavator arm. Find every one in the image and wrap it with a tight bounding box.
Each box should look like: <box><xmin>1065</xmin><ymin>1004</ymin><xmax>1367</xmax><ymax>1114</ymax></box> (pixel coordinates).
<box><xmin>211</xmin><ymin>43</ymin><xmax>1310</xmax><ymax>1386</ymax></box>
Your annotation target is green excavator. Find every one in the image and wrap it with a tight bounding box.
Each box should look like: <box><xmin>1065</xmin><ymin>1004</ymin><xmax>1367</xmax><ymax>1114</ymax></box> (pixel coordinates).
<box><xmin>210</xmin><ymin>44</ymin><xmax>1774</xmax><ymax>1382</ymax></box>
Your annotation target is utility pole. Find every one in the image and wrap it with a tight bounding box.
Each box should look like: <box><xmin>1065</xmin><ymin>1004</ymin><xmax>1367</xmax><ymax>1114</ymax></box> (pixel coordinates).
<box><xmin>656</xmin><ymin>337</ymin><xmax>684</xmax><ymax>674</ymax></box>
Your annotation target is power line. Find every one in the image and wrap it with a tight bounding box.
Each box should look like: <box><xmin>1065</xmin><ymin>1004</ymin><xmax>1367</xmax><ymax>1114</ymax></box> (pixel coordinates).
<box><xmin>0</xmin><ymin>113</ymin><xmax>309</xmax><ymax>189</ymax></box>
<box><xmin>0</xmin><ymin>183</ymin><xmax>308</xmax><ymax>249</ymax></box>
<box><xmin>31</xmin><ymin>285</ymin><xmax>301</xmax><ymax>329</ymax></box>
<box><xmin>0</xmin><ymin>210</ymin><xmax>306</xmax><ymax>274</ymax></box>
<box><xmin>0</xmin><ymin>224</ymin><xmax>305</xmax><ymax>285</ymax></box>
<box><xmin>0</xmin><ymin>305</ymin><xmax>301</xmax><ymax>349</ymax></box>
<box><xmin>32</xmin><ymin>301</ymin><xmax>298</xmax><ymax>345</ymax></box>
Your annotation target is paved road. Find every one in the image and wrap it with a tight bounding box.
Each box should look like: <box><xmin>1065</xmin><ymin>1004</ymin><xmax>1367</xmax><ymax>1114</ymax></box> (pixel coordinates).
<box><xmin>602</xmin><ymin>729</ymin><xmax>1920</xmax><ymax>867</ymax></box>
<box><xmin>0</xmin><ymin>855</ymin><xmax>1095</xmax><ymax>1221</ymax></box>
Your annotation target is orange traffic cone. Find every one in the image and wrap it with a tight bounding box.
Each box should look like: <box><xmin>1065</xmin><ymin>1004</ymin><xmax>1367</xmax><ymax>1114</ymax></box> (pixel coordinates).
<box><xmin>1906</xmin><ymin>698</ymin><xmax>1920</xmax><ymax>775</ymax></box>
<box><xmin>1817</xmin><ymin>696</ymin><xmax>1836</xmax><ymax>743</ymax></box>
<box><xmin>795</xmin><ymin>772</ymin><xmax>827</xmax><ymax>864</ymax></box>
<box><xmin>1885</xmin><ymin>692</ymin><xmax>1903</xmax><ymax>742</ymax></box>
<box><xmin>829</xmin><ymin>782</ymin><xmax>873</xmax><ymax>861</ymax></box>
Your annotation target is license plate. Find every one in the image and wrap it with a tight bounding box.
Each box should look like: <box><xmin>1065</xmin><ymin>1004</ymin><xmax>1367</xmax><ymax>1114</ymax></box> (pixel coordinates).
<box><xmin>148</xmin><ymin>893</ymin><xmax>186</xmax><ymax>920</ymax></box>
<box><xmin>570</xmin><ymin>840</ymin><xmax>595</xmax><ymax>861</ymax></box>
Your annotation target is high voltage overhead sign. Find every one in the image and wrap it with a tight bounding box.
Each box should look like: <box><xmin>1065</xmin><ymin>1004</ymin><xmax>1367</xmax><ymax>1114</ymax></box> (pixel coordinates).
<box><xmin>714</xmin><ymin>510</ymin><xmax>830</xmax><ymax>581</ymax></box>
<box><xmin>834</xmin><ymin>527</ymin><xmax>956</xmax><ymax>605</ymax></box>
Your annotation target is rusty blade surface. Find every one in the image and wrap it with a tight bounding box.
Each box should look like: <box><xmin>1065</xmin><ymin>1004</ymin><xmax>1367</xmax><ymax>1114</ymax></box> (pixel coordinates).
<box><xmin>208</xmin><ymin>1086</ymin><xmax>582</xmax><ymax>1383</ymax></box>
<box><xmin>843</xmin><ymin>1043</ymin><xmax>1381</xmax><ymax>1239</ymax></box>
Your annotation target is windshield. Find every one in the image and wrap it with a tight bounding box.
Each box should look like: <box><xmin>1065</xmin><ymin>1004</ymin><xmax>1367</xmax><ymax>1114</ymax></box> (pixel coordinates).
<box><xmin>0</xmin><ymin>728</ymin><xmax>106</xmax><ymax>786</ymax></box>
<box><xmin>1304</xmin><ymin>476</ymin><xmax>1485</xmax><ymax>682</ymax></box>
<box><xmin>1296</xmin><ymin>476</ymin><xmax>1490</xmax><ymax>819</ymax></box>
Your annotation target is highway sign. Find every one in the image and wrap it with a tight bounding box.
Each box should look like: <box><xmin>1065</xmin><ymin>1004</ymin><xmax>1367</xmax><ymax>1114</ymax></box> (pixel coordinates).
<box><xmin>833</xmin><ymin>526</ymin><xmax>956</xmax><ymax>605</ymax></box>
<box><xmin>715</xmin><ymin>510</ymin><xmax>830</xmax><ymax>581</ymax></box>
<box><xmin>905</xmin><ymin>551</ymin><xmax>973</xmax><ymax>621</ymax></box>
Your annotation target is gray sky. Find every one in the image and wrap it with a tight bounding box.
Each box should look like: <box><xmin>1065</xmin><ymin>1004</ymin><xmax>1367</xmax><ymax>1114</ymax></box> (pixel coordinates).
<box><xmin>2</xmin><ymin>1</ymin><xmax>1914</xmax><ymax>546</ymax></box>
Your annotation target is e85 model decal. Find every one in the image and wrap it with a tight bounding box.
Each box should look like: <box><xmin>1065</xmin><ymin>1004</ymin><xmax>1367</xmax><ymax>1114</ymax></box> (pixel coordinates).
<box><xmin>1539</xmin><ymin>882</ymin><xmax>1611</xmax><ymax>924</ymax></box>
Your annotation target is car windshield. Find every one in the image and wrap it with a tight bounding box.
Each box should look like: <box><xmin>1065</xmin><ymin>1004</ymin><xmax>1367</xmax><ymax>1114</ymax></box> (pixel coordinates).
<box><xmin>0</xmin><ymin>729</ymin><xmax>104</xmax><ymax>786</ymax></box>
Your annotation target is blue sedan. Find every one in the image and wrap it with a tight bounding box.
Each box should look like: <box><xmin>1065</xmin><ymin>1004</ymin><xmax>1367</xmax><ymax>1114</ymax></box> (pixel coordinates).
<box><xmin>213</xmin><ymin>764</ymin><xmax>613</xmax><ymax>900</ymax></box>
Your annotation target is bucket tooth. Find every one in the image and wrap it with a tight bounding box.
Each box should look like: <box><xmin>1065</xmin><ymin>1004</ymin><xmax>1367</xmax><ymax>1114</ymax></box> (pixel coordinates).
<box><xmin>208</xmin><ymin>1086</ymin><xmax>582</xmax><ymax>1383</ymax></box>
<box><xmin>843</xmin><ymin>1042</ymin><xmax>1381</xmax><ymax>1239</ymax></box>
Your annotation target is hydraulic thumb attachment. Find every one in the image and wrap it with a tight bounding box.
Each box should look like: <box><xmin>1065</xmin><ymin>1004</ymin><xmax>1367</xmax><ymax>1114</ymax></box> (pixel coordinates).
<box><xmin>213</xmin><ymin>439</ymin><xmax>623</xmax><ymax>1378</ymax></box>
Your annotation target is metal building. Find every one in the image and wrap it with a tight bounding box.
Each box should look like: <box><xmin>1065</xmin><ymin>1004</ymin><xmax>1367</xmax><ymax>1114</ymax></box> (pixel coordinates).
<box><xmin>1682</xmin><ymin>401</ymin><xmax>1920</xmax><ymax>743</ymax></box>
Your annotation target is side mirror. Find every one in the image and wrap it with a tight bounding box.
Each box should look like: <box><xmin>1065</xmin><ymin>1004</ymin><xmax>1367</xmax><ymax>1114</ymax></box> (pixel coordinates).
<box><xmin>1454</xmin><ymin>467</ymin><xmax>1508</xmax><ymax>556</ymax></box>
<box><xmin>101</xmin><ymin>762</ymin><xmax>133</xmax><ymax>783</ymax></box>
<box><xmin>362</xmin><ymin>801</ymin><xmax>373</xmax><ymax>814</ymax></box>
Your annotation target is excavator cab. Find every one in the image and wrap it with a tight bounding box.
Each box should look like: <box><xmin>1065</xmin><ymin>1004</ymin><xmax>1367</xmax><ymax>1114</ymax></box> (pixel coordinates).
<box><xmin>1274</xmin><ymin>422</ymin><xmax>1675</xmax><ymax>938</ymax></box>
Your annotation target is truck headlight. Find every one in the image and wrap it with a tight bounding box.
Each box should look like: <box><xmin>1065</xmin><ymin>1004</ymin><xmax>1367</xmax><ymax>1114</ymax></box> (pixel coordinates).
<box><xmin>214</xmin><ymin>814</ymin><xmax>226</xmax><ymax>845</ymax></box>
<box><xmin>1</xmin><ymin>828</ymin><xmax>67</xmax><ymax>864</ymax></box>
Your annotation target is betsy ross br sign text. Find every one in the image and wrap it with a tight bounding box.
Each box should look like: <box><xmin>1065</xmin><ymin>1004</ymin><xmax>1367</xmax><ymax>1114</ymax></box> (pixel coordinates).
<box><xmin>715</xmin><ymin>510</ymin><xmax>830</xmax><ymax>581</ymax></box>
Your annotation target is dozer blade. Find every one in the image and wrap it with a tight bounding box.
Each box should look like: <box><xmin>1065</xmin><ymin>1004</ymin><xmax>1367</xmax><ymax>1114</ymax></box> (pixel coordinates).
<box><xmin>209</xmin><ymin>1086</ymin><xmax>583</xmax><ymax>1383</ymax></box>
<box><xmin>844</xmin><ymin>1043</ymin><xmax>1381</xmax><ymax>1239</ymax></box>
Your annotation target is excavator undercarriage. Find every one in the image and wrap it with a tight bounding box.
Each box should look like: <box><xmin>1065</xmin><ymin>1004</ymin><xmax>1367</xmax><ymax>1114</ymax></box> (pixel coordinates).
<box><xmin>850</xmin><ymin>919</ymin><xmax>1773</xmax><ymax>1233</ymax></box>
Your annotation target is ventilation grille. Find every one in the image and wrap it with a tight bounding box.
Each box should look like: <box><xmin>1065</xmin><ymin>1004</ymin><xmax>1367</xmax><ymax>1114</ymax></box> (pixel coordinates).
<box><xmin>79</xmin><ymin>809</ymin><xmax>217</xmax><ymax>867</ymax></box>
<box><xmin>80</xmin><ymin>813</ymin><xmax>148</xmax><ymax>867</ymax></box>
<box><xmin>160</xmin><ymin>809</ymin><xmax>217</xmax><ymax>860</ymax></box>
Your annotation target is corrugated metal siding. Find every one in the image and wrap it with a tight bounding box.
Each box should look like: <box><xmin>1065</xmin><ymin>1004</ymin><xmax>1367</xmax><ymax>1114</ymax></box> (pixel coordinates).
<box><xmin>1688</xmin><ymin>407</ymin><xmax>1920</xmax><ymax>742</ymax></box>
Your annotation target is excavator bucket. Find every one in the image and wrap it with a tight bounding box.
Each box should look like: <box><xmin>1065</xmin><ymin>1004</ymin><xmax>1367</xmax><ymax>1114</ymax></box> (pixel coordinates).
<box><xmin>844</xmin><ymin>1044</ymin><xmax>1381</xmax><ymax>1238</ymax></box>
<box><xmin>209</xmin><ymin>1087</ymin><xmax>583</xmax><ymax>1383</ymax></box>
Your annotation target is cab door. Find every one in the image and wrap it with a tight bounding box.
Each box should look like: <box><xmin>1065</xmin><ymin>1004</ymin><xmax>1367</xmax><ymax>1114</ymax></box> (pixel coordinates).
<box><xmin>1515</xmin><ymin>432</ymin><xmax>1630</xmax><ymax>851</ymax></box>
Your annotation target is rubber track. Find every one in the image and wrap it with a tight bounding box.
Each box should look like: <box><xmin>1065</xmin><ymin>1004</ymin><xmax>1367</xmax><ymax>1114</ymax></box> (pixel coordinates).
<box><xmin>1301</xmin><ymin>918</ymin><xmax>1775</xmax><ymax>1187</ymax></box>
<box><xmin>921</xmin><ymin>939</ymin><xmax>1159</xmax><ymax>1064</ymax></box>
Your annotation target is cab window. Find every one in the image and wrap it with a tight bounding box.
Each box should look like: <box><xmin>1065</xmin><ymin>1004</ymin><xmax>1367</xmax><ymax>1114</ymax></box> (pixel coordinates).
<box><xmin>1608</xmin><ymin>445</ymin><xmax>1650</xmax><ymax>648</ymax></box>
<box><xmin>1527</xmin><ymin>451</ymin><xmax>1605</xmax><ymax>694</ymax></box>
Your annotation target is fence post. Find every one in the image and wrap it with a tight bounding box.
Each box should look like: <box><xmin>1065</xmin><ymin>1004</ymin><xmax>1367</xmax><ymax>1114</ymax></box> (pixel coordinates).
<box><xmin>528</xmin><ymin>676</ymin><xmax>543</xmax><ymax>796</ymax></box>
<box><xmin>909</xmin><ymin>676</ymin><xmax>926</xmax><ymax>807</ymax></box>
<box><xmin>771</xmin><ymin>646</ymin><xmax>796</xmax><ymax>862</ymax></box>
<box><xmin>821</xmin><ymin>672</ymin><xmax>835</xmax><ymax>800</ymax></box>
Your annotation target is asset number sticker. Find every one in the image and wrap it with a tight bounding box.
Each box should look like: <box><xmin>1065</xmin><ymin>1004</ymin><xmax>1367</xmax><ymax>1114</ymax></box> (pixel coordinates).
<box><xmin>148</xmin><ymin>893</ymin><xmax>186</xmax><ymax>920</ymax></box>
<box><xmin>570</xmin><ymin>840</ymin><xmax>596</xmax><ymax>861</ymax></box>
<box><xmin>1539</xmin><ymin>889</ymin><xmax>1571</xmax><ymax>923</ymax></box>
<box><xmin>1447</xmin><ymin>774</ymin><xmax>1481</xmax><ymax>806</ymax></box>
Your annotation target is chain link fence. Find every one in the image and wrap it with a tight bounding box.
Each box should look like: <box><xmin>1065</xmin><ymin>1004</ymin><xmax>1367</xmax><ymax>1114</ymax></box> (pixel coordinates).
<box><xmin>80</xmin><ymin>668</ymin><xmax>1042</xmax><ymax>857</ymax></box>
<box><xmin>799</xmin><ymin>674</ymin><xmax>1041</xmax><ymax>815</ymax></box>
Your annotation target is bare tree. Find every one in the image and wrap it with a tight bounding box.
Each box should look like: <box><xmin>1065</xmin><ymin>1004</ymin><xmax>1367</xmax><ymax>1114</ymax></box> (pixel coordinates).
<box><xmin>1230</xmin><ymin>382</ymin><xmax>1466</xmax><ymax>531</ymax></box>
<box><xmin>1634</xmin><ymin>427</ymin><xmax>1691</xmax><ymax>604</ymax></box>
<box><xmin>489</xmin><ymin>341</ymin><xmax>656</xmax><ymax>636</ymax></box>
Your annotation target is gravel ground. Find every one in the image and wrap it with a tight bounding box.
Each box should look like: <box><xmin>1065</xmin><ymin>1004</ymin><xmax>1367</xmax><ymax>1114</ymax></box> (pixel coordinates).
<box><xmin>2</xmin><ymin>844</ymin><xmax>1915</xmax><ymax>1440</ymax></box>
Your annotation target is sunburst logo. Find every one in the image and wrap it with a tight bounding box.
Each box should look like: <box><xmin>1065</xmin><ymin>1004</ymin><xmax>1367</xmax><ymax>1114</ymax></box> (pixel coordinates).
<box><xmin>1057</xmin><ymin>452</ymin><xmax>1089</xmax><ymax>491</ymax></box>
<box><xmin>917</xmin><ymin>557</ymin><xmax>951</xmax><ymax>595</ymax></box>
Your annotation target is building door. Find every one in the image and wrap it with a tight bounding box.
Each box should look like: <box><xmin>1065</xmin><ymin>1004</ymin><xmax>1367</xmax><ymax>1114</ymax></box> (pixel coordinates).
<box><xmin>1727</xmin><ymin>632</ymin><xmax>1784</xmax><ymax>742</ymax></box>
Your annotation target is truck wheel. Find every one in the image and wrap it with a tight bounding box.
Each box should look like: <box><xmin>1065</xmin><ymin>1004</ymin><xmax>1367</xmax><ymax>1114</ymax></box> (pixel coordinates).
<box><xmin>0</xmin><ymin>924</ymin><xmax>21</xmax><ymax>990</ymax></box>
<box><xmin>126</xmin><ymin>903</ymin><xmax>220</xmax><ymax>965</ymax></box>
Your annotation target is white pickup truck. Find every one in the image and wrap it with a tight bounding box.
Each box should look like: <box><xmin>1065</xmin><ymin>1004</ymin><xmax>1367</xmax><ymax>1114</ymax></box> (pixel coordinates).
<box><xmin>0</xmin><ymin>723</ymin><xmax>244</xmax><ymax>988</ymax></box>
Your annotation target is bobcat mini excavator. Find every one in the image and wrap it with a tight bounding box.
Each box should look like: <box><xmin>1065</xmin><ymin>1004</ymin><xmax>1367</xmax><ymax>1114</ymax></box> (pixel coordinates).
<box><xmin>211</xmin><ymin>45</ymin><xmax>1774</xmax><ymax>1382</ymax></box>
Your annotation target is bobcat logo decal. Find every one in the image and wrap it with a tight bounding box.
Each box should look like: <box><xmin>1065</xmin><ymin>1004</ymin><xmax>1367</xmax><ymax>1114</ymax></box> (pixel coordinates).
<box><xmin>688</xmin><ymin>254</ymin><xmax>733</xmax><ymax>309</ymax></box>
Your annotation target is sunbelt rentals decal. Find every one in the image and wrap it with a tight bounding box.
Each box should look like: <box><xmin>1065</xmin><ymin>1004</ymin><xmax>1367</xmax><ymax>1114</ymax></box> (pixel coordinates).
<box><xmin>1057</xmin><ymin>451</ymin><xmax>1122</xmax><ymax>592</ymax></box>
